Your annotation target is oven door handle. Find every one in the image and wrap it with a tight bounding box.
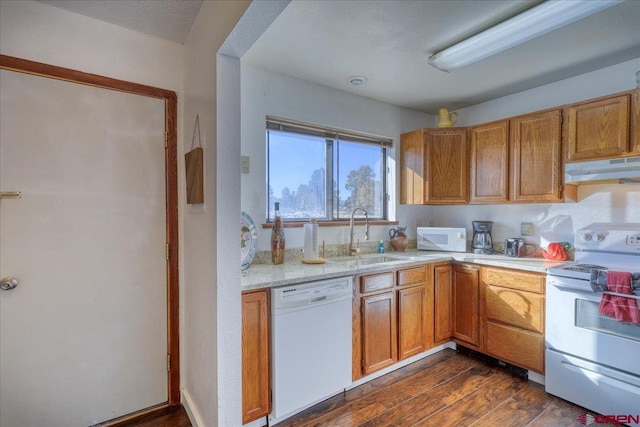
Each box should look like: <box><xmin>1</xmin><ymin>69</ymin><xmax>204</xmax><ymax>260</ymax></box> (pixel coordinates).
<box><xmin>549</xmin><ymin>281</ymin><xmax>640</xmax><ymax>301</ymax></box>
<box><xmin>602</xmin><ymin>291</ymin><xmax>640</xmax><ymax>301</ymax></box>
<box><xmin>561</xmin><ymin>361</ymin><xmax>640</xmax><ymax>393</ymax></box>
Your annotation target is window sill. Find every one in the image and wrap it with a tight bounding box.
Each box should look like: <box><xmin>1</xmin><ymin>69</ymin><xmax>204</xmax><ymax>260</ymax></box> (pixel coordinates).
<box><xmin>261</xmin><ymin>220</ymin><xmax>399</xmax><ymax>229</ymax></box>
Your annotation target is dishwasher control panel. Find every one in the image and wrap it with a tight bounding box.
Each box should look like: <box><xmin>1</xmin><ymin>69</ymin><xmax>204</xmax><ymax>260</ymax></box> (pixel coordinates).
<box><xmin>273</xmin><ymin>277</ymin><xmax>352</xmax><ymax>308</ymax></box>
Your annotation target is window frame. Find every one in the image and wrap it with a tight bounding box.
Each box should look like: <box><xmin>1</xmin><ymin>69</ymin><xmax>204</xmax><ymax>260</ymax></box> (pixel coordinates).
<box><xmin>266</xmin><ymin>117</ymin><xmax>392</xmax><ymax>223</ymax></box>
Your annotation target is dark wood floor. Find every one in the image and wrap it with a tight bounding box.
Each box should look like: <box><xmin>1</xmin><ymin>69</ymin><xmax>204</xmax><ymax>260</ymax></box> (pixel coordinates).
<box><xmin>275</xmin><ymin>349</ymin><xmax>594</xmax><ymax>427</ymax></box>
<box><xmin>105</xmin><ymin>405</ymin><xmax>192</xmax><ymax>427</ymax></box>
<box><xmin>121</xmin><ymin>349</ymin><xmax>596</xmax><ymax>427</ymax></box>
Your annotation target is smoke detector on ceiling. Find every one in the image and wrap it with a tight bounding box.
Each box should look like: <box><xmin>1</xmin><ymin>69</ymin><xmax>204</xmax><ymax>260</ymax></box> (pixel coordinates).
<box><xmin>348</xmin><ymin>76</ymin><xmax>367</xmax><ymax>86</ymax></box>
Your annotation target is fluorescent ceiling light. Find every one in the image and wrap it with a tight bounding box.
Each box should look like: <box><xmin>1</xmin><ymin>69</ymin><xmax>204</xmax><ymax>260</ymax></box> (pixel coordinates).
<box><xmin>428</xmin><ymin>0</ymin><xmax>624</xmax><ymax>72</ymax></box>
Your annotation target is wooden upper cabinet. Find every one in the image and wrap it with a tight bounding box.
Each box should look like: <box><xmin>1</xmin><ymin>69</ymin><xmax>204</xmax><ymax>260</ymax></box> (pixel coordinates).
<box><xmin>510</xmin><ymin>109</ymin><xmax>563</xmax><ymax>202</ymax></box>
<box><xmin>400</xmin><ymin>129</ymin><xmax>426</xmax><ymax>204</ymax></box>
<box><xmin>400</xmin><ymin>128</ymin><xmax>468</xmax><ymax>205</ymax></box>
<box><xmin>426</xmin><ymin>128</ymin><xmax>469</xmax><ymax>204</ymax></box>
<box><xmin>631</xmin><ymin>90</ymin><xmax>640</xmax><ymax>154</ymax></box>
<box><xmin>241</xmin><ymin>290</ymin><xmax>271</xmax><ymax>424</ymax></box>
<box><xmin>470</xmin><ymin>120</ymin><xmax>509</xmax><ymax>204</ymax></box>
<box><xmin>565</xmin><ymin>93</ymin><xmax>630</xmax><ymax>161</ymax></box>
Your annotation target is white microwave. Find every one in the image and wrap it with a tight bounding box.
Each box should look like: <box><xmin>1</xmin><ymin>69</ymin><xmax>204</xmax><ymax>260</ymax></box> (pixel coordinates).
<box><xmin>417</xmin><ymin>227</ymin><xmax>467</xmax><ymax>252</ymax></box>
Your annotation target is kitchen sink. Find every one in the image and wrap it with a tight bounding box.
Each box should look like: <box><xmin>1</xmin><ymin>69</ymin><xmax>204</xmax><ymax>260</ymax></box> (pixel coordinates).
<box><xmin>327</xmin><ymin>254</ymin><xmax>413</xmax><ymax>266</ymax></box>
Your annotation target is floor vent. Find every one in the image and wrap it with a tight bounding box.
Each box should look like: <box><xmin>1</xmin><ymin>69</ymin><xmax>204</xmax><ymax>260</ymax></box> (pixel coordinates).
<box><xmin>456</xmin><ymin>345</ymin><xmax>528</xmax><ymax>379</ymax></box>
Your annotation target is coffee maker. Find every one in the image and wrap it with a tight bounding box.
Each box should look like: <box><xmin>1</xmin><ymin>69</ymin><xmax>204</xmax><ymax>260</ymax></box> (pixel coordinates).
<box><xmin>471</xmin><ymin>221</ymin><xmax>494</xmax><ymax>254</ymax></box>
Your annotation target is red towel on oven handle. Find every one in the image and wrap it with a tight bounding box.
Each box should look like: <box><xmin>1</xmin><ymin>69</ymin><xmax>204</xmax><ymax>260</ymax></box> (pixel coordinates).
<box><xmin>599</xmin><ymin>271</ymin><xmax>640</xmax><ymax>325</ymax></box>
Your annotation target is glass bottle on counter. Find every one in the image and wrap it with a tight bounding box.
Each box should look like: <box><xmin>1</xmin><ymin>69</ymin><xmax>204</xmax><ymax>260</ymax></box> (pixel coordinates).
<box><xmin>271</xmin><ymin>202</ymin><xmax>285</xmax><ymax>264</ymax></box>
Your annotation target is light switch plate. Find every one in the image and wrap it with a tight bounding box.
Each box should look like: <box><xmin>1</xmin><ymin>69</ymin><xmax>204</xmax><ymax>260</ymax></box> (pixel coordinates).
<box><xmin>241</xmin><ymin>156</ymin><xmax>250</xmax><ymax>174</ymax></box>
<box><xmin>521</xmin><ymin>222</ymin><xmax>534</xmax><ymax>236</ymax></box>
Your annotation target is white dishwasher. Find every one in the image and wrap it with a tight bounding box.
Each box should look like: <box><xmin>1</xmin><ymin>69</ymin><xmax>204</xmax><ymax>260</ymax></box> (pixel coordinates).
<box><xmin>269</xmin><ymin>276</ymin><xmax>352</xmax><ymax>425</ymax></box>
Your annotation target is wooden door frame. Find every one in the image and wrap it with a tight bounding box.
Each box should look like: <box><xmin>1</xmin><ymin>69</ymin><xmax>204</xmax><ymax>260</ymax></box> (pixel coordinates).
<box><xmin>0</xmin><ymin>55</ymin><xmax>180</xmax><ymax>411</ymax></box>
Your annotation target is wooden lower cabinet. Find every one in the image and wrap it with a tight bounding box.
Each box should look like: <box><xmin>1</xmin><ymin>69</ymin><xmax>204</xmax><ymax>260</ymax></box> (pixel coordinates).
<box><xmin>356</xmin><ymin>265</ymin><xmax>432</xmax><ymax>379</ymax></box>
<box><xmin>362</xmin><ymin>291</ymin><xmax>397</xmax><ymax>375</ymax></box>
<box><xmin>398</xmin><ymin>266</ymin><xmax>430</xmax><ymax>360</ymax></box>
<box><xmin>452</xmin><ymin>264</ymin><xmax>480</xmax><ymax>348</ymax></box>
<box><xmin>481</xmin><ymin>267</ymin><xmax>546</xmax><ymax>374</ymax></box>
<box><xmin>241</xmin><ymin>290</ymin><xmax>270</xmax><ymax>424</ymax></box>
<box><xmin>485</xmin><ymin>322</ymin><xmax>545</xmax><ymax>373</ymax></box>
<box><xmin>433</xmin><ymin>264</ymin><xmax>453</xmax><ymax>344</ymax></box>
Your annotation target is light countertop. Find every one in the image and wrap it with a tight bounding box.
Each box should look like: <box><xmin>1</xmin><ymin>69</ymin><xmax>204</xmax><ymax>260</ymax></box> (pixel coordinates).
<box><xmin>241</xmin><ymin>251</ymin><xmax>570</xmax><ymax>291</ymax></box>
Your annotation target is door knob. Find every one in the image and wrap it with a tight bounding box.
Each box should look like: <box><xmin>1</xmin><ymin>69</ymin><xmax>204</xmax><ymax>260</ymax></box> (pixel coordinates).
<box><xmin>1</xmin><ymin>277</ymin><xmax>19</xmax><ymax>290</ymax></box>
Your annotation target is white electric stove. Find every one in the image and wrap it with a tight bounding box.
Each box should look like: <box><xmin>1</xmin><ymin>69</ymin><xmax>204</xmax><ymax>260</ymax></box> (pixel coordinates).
<box><xmin>545</xmin><ymin>223</ymin><xmax>640</xmax><ymax>425</ymax></box>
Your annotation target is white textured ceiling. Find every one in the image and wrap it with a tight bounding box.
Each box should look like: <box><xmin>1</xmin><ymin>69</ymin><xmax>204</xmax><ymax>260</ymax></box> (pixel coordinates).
<box><xmin>36</xmin><ymin>0</ymin><xmax>202</xmax><ymax>44</ymax></box>
<box><xmin>243</xmin><ymin>0</ymin><xmax>640</xmax><ymax>113</ymax></box>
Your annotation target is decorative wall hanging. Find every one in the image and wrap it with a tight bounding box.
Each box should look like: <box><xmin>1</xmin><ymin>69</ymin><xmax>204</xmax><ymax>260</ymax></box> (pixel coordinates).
<box><xmin>185</xmin><ymin>114</ymin><xmax>204</xmax><ymax>204</ymax></box>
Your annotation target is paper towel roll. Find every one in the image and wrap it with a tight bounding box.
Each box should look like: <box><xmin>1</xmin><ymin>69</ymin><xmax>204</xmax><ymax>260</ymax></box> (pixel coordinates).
<box><xmin>303</xmin><ymin>222</ymin><xmax>319</xmax><ymax>260</ymax></box>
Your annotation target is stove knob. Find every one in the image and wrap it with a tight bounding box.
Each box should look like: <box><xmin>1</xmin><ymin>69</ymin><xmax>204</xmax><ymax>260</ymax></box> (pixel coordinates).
<box><xmin>581</xmin><ymin>232</ymin><xmax>593</xmax><ymax>242</ymax></box>
<box><xmin>594</xmin><ymin>234</ymin><xmax>605</xmax><ymax>242</ymax></box>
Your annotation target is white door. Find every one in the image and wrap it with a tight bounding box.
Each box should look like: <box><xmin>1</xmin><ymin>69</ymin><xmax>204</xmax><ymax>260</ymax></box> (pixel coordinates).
<box><xmin>0</xmin><ymin>70</ymin><xmax>168</xmax><ymax>426</ymax></box>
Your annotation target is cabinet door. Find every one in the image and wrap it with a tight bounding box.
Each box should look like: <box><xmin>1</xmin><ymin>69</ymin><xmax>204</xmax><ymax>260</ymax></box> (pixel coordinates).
<box><xmin>452</xmin><ymin>265</ymin><xmax>480</xmax><ymax>347</ymax></box>
<box><xmin>398</xmin><ymin>285</ymin><xmax>426</xmax><ymax>360</ymax></box>
<box><xmin>484</xmin><ymin>285</ymin><xmax>544</xmax><ymax>333</ymax></box>
<box><xmin>242</xmin><ymin>290</ymin><xmax>270</xmax><ymax>424</ymax></box>
<box><xmin>486</xmin><ymin>321</ymin><xmax>545</xmax><ymax>373</ymax></box>
<box><xmin>362</xmin><ymin>292</ymin><xmax>397</xmax><ymax>375</ymax></box>
<box><xmin>470</xmin><ymin>120</ymin><xmax>509</xmax><ymax>203</ymax></box>
<box><xmin>510</xmin><ymin>109</ymin><xmax>563</xmax><ymax>202</ymax></box>
<box><xmin>631</xmin><ymin>90</ymin><xmax>640</xmax><ymax>154</ymax></box>
<box><xmin>400</xmin><ymin>129</ymin><xmax>426</xmax><ymax>204</ymax></box>
<box><xmin>433</xmin><ymin>265</ymin><xmax>453</xmax><ymax>343</ymax></box>
<box><xmin>426</xmin><ymin>129</ymin><xmax>469</xmax><ymax>204</ymax></box>
<box><xmin>566</xmin><ymin>94</ymin><xmax>629</xmax><ymax>161</ymax></box>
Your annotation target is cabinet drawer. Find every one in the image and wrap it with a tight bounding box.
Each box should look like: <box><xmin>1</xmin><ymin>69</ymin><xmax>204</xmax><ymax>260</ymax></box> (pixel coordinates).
<box><xmin>482</xmin><ymin>267</ymin><xmax>545</xmax><ymax>294</ymax></box>
<box><xmin>397</xmin><ymin>266</ymin><xmax>426</xmax><ymax>287</ymax></box>
<box><xmin>361</xmin><ymin>272</ymin><xmax>394</xmax><ymax>293</ymax></box>
<box><xmin>486</xmin><ymin>321</ymin><xmax>544</xmax><ymax>374</ymax></box>
<box><xmin>485</xmin><ymin>285</ymin><xmax>544</xmax><ymax>333</ymax></box>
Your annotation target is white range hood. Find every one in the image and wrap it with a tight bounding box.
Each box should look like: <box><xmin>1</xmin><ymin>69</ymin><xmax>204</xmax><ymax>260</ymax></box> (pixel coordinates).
<box><xmin>565</xmin><ymin>156</ymin><xmax>640</xmax><ymax>184</ymax></box>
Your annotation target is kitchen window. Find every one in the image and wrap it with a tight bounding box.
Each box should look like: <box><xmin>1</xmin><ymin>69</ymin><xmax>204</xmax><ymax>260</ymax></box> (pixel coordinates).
<box><xmin>266</xmin><ymin>117</ymin><xmax>391</xmax><ymax>222</ymax></box>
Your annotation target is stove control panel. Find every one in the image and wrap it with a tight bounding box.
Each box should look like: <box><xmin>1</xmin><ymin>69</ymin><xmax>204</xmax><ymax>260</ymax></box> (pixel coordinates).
<box><xmin>627</xmin><ymin>234</ymin><xmax>640</xmax><ymax>246</ymax></box>
<box><xmin>574</xmin><ymin>224</ymin><xmax>640</xmax><ymax>254</ymax></box>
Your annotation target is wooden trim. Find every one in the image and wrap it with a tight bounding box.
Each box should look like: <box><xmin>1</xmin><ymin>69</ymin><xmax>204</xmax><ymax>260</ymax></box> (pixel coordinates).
<box><xmin>0</xmin><ymin>55</ymin><xmax>180</xmax><ymax>407</ymax></box>
<box><xmin>0</xmin><ymin>54</ymin><xmax>176</xmax><ymax>101</ymax></box>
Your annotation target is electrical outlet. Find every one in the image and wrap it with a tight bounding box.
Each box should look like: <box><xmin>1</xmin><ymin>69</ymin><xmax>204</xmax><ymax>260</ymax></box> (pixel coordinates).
<box><xmin>241</xmin><ymin>156</ymin><xmax>250</xmax><ymax>174</ymax></box>
<box><xmin>521</xmin><ymin>222</ymin><xmax>534</xmax><ymax>236</ymax></box>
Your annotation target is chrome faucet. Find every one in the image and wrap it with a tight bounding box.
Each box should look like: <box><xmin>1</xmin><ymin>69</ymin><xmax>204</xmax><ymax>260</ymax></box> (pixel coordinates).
<box><xmin>349</xmin><ymin>207</ymin><xmax>369</xmax><ymax>256</ymax></box>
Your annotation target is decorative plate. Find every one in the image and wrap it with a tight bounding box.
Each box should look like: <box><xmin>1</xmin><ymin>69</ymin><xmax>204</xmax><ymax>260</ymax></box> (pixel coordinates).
<box><xmin>241</xmin><ymin>211</ymin><xmax>257</xmax><ymax>270</ymax></box>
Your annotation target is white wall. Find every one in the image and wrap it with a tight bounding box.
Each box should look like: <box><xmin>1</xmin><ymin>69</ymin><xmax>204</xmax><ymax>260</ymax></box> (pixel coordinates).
<box><xmin>0</xmin><ymin>0</ymin><xmax>188</xmax><ymax>412</ymax></box>
<box><xmin>241</xmin><ymin>65</ymin><xmax>433</xmax><ymax>251</ymax></box>
<box><xmin>182</xmin><ymin>1</ymin><xmax>250</xmax><ymax>426</ymax></box>
<box><xmin>429</xmin><ymin>59</ymin><xmax>640</xmax><ymax>249</ymax></box>
<box><xmin>0</xmin><ymin>1</ymin><xmax>184</xmax><ymax>91</ymax></box>
<box><xmin>1</xmin><ymin>1</ymin><xmax>255</xmax><ymax>426</ymax></box>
